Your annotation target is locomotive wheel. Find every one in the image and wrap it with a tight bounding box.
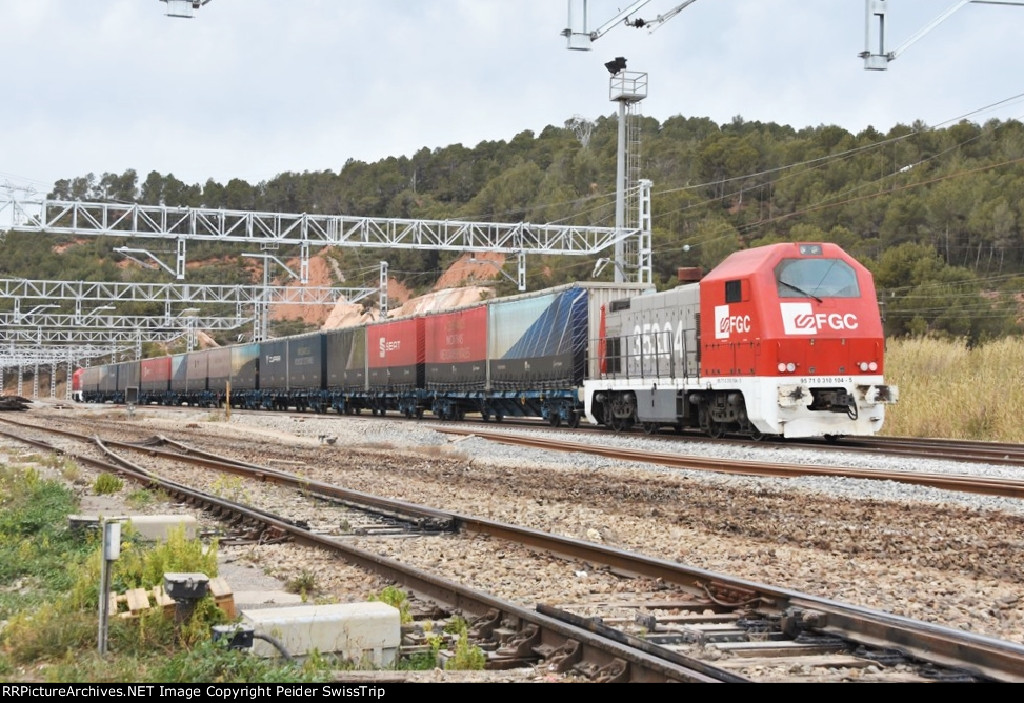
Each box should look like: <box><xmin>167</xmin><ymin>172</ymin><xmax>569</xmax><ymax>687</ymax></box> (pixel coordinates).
<box><xmin>707</xmin><ymin>420</ymin><xmax>725</xmax><ymax>439</ymax></box>
<box><xmin>415</xmin><ymin>407</ymin><xmax>424</xmax><ymax>420</ymax></box>
<box><xmin>567</xmin><ymin>411</ymin><xmax>581</xmax><ymax>429</ymax></box>
<box><xmin>643</xmin><ymin>422</ymin><xmax>658</xmax><ymax>435</ymax></box>
<box><xmin>548</xmin><ymin>413</ymin><xmax>561</xmax><ymax>428</ymax></box>
<box><xmin>749</xmin><ymin>428</ymin><xmax>765</xmax><ymax>441</ymax></box>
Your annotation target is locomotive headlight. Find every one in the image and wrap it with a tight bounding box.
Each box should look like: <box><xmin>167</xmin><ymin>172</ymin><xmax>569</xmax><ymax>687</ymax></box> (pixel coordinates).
<box><xmin>778</xmin><ymin>362</ymin><xmax>787</xmax><ymax>373</ymax></box>
<box><xmin>868</xmin><ymin>361</ymin><xmax>878</xmax><ymax>372</ymax></box>
<box><xmin>859</xmin><ymin>362</ymin><xmax>869</xmax><ymax>372</ymax></box>
<box><xmin>786</xmin><ymin>362</ymin><xmax>796</xmax><ymax>373</ymax></box>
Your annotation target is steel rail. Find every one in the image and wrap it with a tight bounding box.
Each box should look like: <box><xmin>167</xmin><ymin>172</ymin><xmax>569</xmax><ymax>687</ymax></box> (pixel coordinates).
<box><xmin>435</xmin><ymin>427</ymin><xmax>1024</xmax><ymax>499</ymax></box>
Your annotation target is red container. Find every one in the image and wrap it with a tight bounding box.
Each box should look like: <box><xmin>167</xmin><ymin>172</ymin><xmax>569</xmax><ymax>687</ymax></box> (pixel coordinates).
<box><xmin>141</xmin><ymin>357</ymin><xmax>172</xmax><ymax>393</ymax></box>
<box><xmin>366</xmin><ymin>317</ymin><xmax>424</xmax><ymax>390</ymax></box>
<box><xmin>424</xmin><ymin>305</ymin><xmax>487</xmax><ymax>389</ymax></box>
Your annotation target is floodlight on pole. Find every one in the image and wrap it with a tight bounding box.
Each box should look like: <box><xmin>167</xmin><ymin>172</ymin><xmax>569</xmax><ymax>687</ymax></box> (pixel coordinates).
<box><xmin>161</xmin><ymin>0</ymin><xmax>213</xmax><ymax>19</ymax></box>
<box><xmin>605</xmin><ymin>56</ymin><xmax>627</xmax><ymax>74</ymax></box>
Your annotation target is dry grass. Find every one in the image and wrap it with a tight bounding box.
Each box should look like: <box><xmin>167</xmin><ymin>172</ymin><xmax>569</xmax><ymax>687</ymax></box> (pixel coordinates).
<box><xmin>883</xmin><ymin>337</ymin><xmax>1024</xmax><ymax>441</ymax></box>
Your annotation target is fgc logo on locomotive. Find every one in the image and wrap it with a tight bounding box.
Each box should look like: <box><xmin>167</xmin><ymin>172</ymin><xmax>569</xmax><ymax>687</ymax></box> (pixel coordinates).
<box><xmin>714</xmin><ymin>305</ymin><xmax>752</xmax><ymax>340</ymax></box>
<box><xmin>780</xmin><ymin>302</ymin><xmax>859</xmax><ymax>335</ymax></box>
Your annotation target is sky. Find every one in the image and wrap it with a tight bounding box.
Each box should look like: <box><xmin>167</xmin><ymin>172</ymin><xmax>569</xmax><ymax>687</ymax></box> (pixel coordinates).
<box><xmin>3</xmin><ymin>0</ymin><xmax>1024</xmax><ymax>197</ymax></box>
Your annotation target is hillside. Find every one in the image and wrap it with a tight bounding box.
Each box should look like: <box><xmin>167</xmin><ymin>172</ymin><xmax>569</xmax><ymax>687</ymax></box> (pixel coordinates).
<box><xmin>270</xmin><ymin>251</ymin><xmax>508</xmax><ymax>332</ymax></box>
<box><xmin>8</xmin><ymin>112</ymin><xmax>1024</xmax><ymax>347</ymax></box>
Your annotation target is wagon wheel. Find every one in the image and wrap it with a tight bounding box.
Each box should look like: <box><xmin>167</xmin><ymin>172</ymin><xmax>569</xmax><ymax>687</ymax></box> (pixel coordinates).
<box><xmin>642</xmin><ymin>422</ymin><xmax>658</xmax><ymax>435</ymax></box>
<box><xmin>706</xmin><ymin>419</ymin><xmax>725</xmax><ymax>439</ymax></box>
<box><xmin>567</xmin><ymin>411</ymin><xmax>581</xmax><ymax>429</ymax></box>
<box><xmin>548</xmin><ymin>413</ymin><xmax>562</xmax><ymax>428</ymax></box>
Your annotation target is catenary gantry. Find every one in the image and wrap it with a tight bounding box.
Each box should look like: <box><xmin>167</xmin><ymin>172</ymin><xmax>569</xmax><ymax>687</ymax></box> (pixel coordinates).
<box><xmin>0</xmin><ymin>188</ymin><xmax>652</xmax><ymax>394</ymax></box>
<box><xmin>0</xmin><ymin>195</ymin><xmax>649</xmax><ymax>283</ymax></box>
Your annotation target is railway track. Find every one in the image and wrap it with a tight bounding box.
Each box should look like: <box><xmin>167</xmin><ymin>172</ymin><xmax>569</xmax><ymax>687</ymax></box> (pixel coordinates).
<box><xmin>71</xmin><ymin>400</ymin><xmax>1024</xmax><ymax>470</ymax></box>
<box><xmin>23</xmin><ymin>403</ymin><xmax>1024</xmax><ymax>500</ymax></box>
<box><xmin>431</xmin><ymin>426</ymin><xmax>1024</xmax><ymax>500</ymax></box>
<box><xmin>2</xmin><ymin>413</ymin><xmax>1022</xmax><ymax>683</ymax></box>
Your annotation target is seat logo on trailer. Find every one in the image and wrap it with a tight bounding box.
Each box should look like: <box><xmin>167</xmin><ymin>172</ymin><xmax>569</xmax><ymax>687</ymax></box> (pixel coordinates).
<box><xmin>780</xmin><ymin>302</ymin><xmax>859</xmax><ymax>335</ymax></box>
<box><xmin>379</xmin><ymin>338</ymin><xmax>401</xmax><ymax>357</ymax></box>
<box><xmin>714</xmin><ymin>305</ymin><xmax>751</xmax><ymax>339</ymax></box>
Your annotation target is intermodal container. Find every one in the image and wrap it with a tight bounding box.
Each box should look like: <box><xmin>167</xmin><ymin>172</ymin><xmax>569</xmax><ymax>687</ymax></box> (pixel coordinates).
<box><xmin>170</xmin><ymin>354</ymin><xmax>188</xmax><ymax>393</ymax></box>
<box><xmin>231</xmin><ymin>343</ymin><xmax>260</xmax><ymax>392</ymax></box>
<box><xmin>366</xmin><ymin>317</ymin><xmax>424</xmax><ymax>391</ymax></box>
<box><xmin>186</xmin><ymin>351</ymin><xmax>209</xmax><ymax>393</ymax></box>
<box><xmin>424</xmin><ymin>305</ymin><xmax>487</xmax><ymax>389</ymax></box>
<box><xmin>488</xmin><ymin>282</ymin><xmax>654</xmax><ymax>389</ymax></box>
<box><xmin>287</xmin><ymin>333</ymin><xmax>324</xmax><ymax>390</ymax></box>
<box><xmin>80</xmin><ymin>367</ymin><xmax>101</xmax><ymax>394</ymax></box>
<box><xmin>207</xmin><ymin>347</ymin><xmax>233</xmax><ymax>393</ymax></box>
<box><xmin>141</xmin><ymin>357</ymin><xmax>172</xmax><ymax>394</ymax></box>
<box><xmin>99</xmin><ymin>364</ymin><xmax>118</xmax><ymax>395</ymax></box>
<box><xmin>259</xmin><ymin>339</ymin><xmax>289</xmax><ymax>391</ymax></box>
<box><xmin>116</xmin><ymin>361</ymin><xmax>140</xmax><ymax>393</ymax></box>
<box><xmin>324</xmin><ymin>327</ymin><xmax>366</xmax><ymax>391</ymax></box>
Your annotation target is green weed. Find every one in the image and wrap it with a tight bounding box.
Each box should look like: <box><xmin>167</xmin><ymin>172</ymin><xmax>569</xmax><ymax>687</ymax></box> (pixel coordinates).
<box><xmin>443</xmin><ymin>617</ymin><xmax>486</xmax><ymax>671</ymax></box>
<box><xmin>93</xmin><ymin>473</ymin><xmax>124</xmax><ymax>495</ymax></box>
<box><xmin>285</xmin><ymin>569</ymin><xmax>318</xmax><ymax>601</ymax></box>
<box><xmin>368</xmin><ymin>585</ymin><xmax>411</xmax><ymax>624</ymax></box>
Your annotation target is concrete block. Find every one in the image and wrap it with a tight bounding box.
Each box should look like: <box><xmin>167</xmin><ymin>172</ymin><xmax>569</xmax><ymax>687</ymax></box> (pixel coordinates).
<box><xmin>125</xmin><ymin>515</ymin><xmax>197</xmax><ymax>541</ymax></box>
<box><xmin>68</xmin><ymin>514</ymin><xmax>198</xmax><ymax>542</ymax></box>
<box><xmin>242</xmin><ymin>602</ymin><xmax>401</xmax><ymax>665</ymax></box>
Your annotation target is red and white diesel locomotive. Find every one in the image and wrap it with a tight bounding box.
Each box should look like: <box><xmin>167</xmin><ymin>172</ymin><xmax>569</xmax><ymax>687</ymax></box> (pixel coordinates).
<box><xmin>77</xmin><ymin>242</ymin><xmax>897</xmax><ymax>441</ymax></box>
<box><xmin>584</xmin><ymin>241</ymin><xmax>898</xmax><ymax>439</ymax></box>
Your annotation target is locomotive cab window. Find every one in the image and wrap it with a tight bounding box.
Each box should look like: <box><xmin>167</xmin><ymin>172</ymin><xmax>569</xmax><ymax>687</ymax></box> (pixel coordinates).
<box><xmin>725</xmin><ymin>279</ymin><xmax>742</xmax><ymax>303</ymax></box>
<box><xmin>775</xmin><ymin>258</ymin><xmax>859</xmax><ymax>299</ymax></box>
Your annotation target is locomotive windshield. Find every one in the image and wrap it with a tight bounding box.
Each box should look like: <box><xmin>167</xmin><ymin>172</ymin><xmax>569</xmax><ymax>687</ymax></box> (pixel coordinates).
<box><xmin>775</xmin><ymin>258</ymin><xmax>859</xmax><ymax>299</ymax></box>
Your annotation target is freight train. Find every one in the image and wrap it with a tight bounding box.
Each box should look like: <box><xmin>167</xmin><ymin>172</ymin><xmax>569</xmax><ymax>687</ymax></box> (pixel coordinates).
<box><xmin>74</xmin><ymin>242</ymin><xmax>898</xmax><ymax>440</ymax></box>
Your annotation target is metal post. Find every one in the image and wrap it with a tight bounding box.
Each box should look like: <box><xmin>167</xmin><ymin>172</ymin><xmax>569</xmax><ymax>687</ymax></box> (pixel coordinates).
<box><xmin>614</xmin><ymin>99</ymin><xmax>627</xmax><ymax>283</ymax></box>
<box><xmin>379</xmin><ymin>261</ymin><xmax>389</xmax><ymax>319</ymax></box>
<box><xmin>97</xmin><ymin>520</ymin><xmax>121</xmax><ymax>656</ymax></box>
